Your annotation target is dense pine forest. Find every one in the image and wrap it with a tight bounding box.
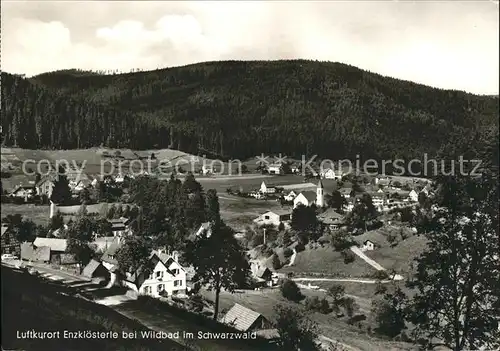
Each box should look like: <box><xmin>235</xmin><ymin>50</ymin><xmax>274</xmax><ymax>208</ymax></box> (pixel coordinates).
<box><xmin>1</xmin><ymin>60</ymin><xmax>498</xmax><ymax>160</ymax></box>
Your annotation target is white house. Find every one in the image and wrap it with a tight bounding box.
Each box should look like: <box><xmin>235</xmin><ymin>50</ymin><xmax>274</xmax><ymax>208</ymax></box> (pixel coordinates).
<box><xmin>108</xmin><ymin>217</ymin><xmax>132</xmax><ymax>237</ymax></box>
<box><xmin>122</xmin><ymin>251</ymin><xmax>187</xmax><ymax>298</ymax></box>
<box><xmin>361</xmin><ymin>240</ymin><xmax>377</xmax><ymax>251</ymax></box>
<box><xmin>115</xmin><ymin>174</ymin><xmax>125</xmax><ymax>183</ymax></box>
<box><xmin>35</xmin><ymin>176</ymin><xmax>55</xmax><ymax>198</ymax></box>
<box><xmin>318</xmin><ymin>209</ymin><xmax>344</xmax><ymax>231</ymax></box>
<box><xmin>320</xmin><ymin>168</ymin><xmax>343</xmax><ymax>180</ymax></box>
<box><xmin>267</xmin><ymin>164</ymin><xmax>284</xmax><ymax>175</ymax></box>
<box><xmin>260</xmin><ymin>181</ymin><xmax>276</xmax><ymax>194</ymax></box>
<box><xmin>293</xmin><ymin>180</ymin><xmax>325</xmax><ymax>208</ymax></box>
<box><xmin>408</xmin><ymin>190</ymin><xmax>419</xmax><ymax>202</ymax></box>
<box><xmin>290</xmin><ymin>165</ymin><xmax>300</xmax><ymax>174</ymax></box>
<box><xmin>339</xmin><ymin>188</ymin><xmax>352</xmax><ymax>199</ymax></box>
<box><xmin>10</xmin><ymin>185</ymin><xmax>35</xmax><ymax>201</ymax></box>
<box><xmin>196</xmin><ymin>222</ymin><xmax>212</xmax><ymax>238</ymax></box>
<box><xmin>375</xmin><ymin>176</ymin><xmax>391</xmax><ymax>186</ymax></box>
<box><xmin>371</xmin><ymin>193</ymin><xmax>387</xmax><ymax>210</ymax></box>
<box><xmin>202</xmin><ymin>164</ymin><xmax>213</xmax><ymax>175</ymax></box>
<box><xmin>283</xmin><ymin>191</ymin><xmax>298</xmax><ymax>202</ymax></box>
<box><xmin>253</xmin><ymin>210</ymin><xmax>292</xmax><ymax>227</ymax></box>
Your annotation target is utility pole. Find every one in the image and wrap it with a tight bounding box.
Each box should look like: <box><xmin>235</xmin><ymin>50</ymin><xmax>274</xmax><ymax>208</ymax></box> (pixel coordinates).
<box><xmin>263</xmin><ymin>228</ymin><xmax>266</xmax><ymax>245</ymax></box>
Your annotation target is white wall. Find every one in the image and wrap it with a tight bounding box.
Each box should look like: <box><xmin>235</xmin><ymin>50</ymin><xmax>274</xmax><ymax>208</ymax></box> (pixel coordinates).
<box><xmin>139</xmin><ymin>259</ymin><xmax>186</xmax><ymax>297</ymax></box>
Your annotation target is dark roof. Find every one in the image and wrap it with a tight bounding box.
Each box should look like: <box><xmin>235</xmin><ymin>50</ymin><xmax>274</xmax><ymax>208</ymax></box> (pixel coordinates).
<box><xmin>82</xmin><ymin>259</ymin><xmax>103</xmax><ymax>277</ymax></box>
<box><xmin>1</xmin><ymin>225</ymin><xmax>9</xmax><ymax>237</ymax></box>
<box><xmin>11</xmin><ymin>185</ymin><xmax>34</xmax><ymax>193</ymax></box>
<box><xmin>318</xmin><ymin>208</ymin><xmax>343</xmax><ymax>220</ymax></box>
<box><xmin>300</xmin><ymin>191</ymin><xmax>317</xmax><ymax>203</ymax></box>
<box><xmin>101</xmin><ymin>238</ymin><xmax>121</xmax><ymax>264</ymax></box>
<box><xmin>221</xmin><ymin>303</ymin><xmax>265</xmax><ymax>332</ymax></box>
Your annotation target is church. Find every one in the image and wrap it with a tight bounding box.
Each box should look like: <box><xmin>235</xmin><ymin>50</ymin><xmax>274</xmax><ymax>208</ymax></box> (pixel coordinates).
<box><xmin>293</xmin><ymin>180</ymin><xmax>326</xmax><ymax>208</ymax></box>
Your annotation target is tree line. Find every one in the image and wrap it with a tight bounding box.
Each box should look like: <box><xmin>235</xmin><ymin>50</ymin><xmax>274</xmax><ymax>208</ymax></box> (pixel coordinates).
<box><xmin>2</xmin><ymin>60</ymin><xmax>498</xmax><ymax>161</ymax></box>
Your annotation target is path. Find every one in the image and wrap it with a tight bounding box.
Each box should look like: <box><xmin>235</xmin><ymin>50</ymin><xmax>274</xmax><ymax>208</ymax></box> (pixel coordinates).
<box><xmin>197</xmin><ymin>174</ymin><xmax>272</xmax><ymax>181</ymax></box>
<box><xmin>349</xmin><ymin>246</ymin><xmax>386</xmax><ymax>271</ymax></box>
<box><xmin>287</xmin><ymin>248</ymin><xmax>297</xmax><ymax>266</ymax></box>
<box><xmin>293</xmin><ymin>277</ymin><xmax>393</xmax><ymax>284</ymax></box>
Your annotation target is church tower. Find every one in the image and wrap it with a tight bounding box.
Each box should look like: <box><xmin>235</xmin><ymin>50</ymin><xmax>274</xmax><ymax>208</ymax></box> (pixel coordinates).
<box><xmin>316</xmin><ymin>180</ymin><xmax>325</xmax><ymax>207</ymax></box>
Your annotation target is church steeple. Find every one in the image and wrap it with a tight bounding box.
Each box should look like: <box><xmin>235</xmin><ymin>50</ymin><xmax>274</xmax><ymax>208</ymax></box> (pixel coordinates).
<box><xmin>316</xmin><ymin>180</ymin><xmax>324</xmax><ymax>207</ymax></box>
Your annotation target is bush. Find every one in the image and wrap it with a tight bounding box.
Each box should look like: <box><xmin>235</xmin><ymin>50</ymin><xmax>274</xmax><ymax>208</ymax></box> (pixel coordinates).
<box><xmin>342</xmin><ymin>297</ymin><xmax>357</xmax><ymax>318</ymax></box>
<box><xmin>375</xmin><ymin>281</ymin><xmax>388</xmax><ymax>295</ymax></box>
<box><xmin>372</xmin><ymin>270</ymin><xmax>390</xmax><ymax>280</ymax></box>
<box><xmin>305</xmin><ymin>296</ymin><xmax>330</xmax><ymax>314</ymax></box>
<box><xmin>250</xmin><ymin>233</ymin><xmax>264</xmax><ymax>248</ymax></box>
<box><xmin>271</xmin><ymin>254</ymin><xmax>282</xmax><ymax>270</ymax></box>
<box><xmin>261</xmin><ymin>244</ymin><xmax>274</xmax><ymax>257</ymax></box>
<box><xmin>341</xmin><ymin>249</ymin><xmax>355</xmax><ymax>264</ymax></box>
<box><xmin>277</xmin><ymin>222</ymin><xmax>285</xmax><ymax>232</ymax></box>
<box><xmin>280</xmin><ymin>279</ymin><xmax>304</xmax><ymax>302</ymax></box>
<box><xmin>283</xmin><ymin>247</ymin><xmax>293</xmax><ymax>258</ymax></box>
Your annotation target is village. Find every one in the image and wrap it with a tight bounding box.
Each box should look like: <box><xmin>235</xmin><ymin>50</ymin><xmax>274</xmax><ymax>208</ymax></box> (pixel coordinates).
<box><xmin>1</xmin><ymin>148</ymin><xmax>434</xmax><ymax>350</ymax></box>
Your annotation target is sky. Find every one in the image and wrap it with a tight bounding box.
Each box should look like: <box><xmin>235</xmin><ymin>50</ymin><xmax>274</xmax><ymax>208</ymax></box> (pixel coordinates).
<box><xmin>1</xmin><ymin>1</ymin><xmax>499</xmax><ymax>95</ymax></box>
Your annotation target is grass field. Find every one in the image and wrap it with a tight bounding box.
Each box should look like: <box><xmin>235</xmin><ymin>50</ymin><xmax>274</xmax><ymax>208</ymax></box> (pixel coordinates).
<box><xmin>0</xmin><ymin>202</ymin><xmax>123</xmax><ymax>225</ymax></box>
<box><xmin>201</xmin><ymin>288</ymin><xmax>416</xmax><ymax>351</ymax></box>
<box><xmin>1</xmin><ymin>203</ymin><xmax>50</xmax><ymax>225</ymax></box>
<box><xmin>364</xmin><ymin>235</ymin><xmax>428</xmax><ymax>276</ymax></box>
<box><xmin>279</xmin><ymin>246</ymin><xmax>377</xmax><ymax>278</ymax></box>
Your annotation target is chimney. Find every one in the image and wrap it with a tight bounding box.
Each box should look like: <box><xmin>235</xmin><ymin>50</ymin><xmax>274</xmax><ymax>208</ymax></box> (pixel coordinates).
<box><xmin>172</xmin><ymin>250</ymin><xmax>179</xmax><ymax>262</ymax></box>
<box><xmin>49</xmin><ymin>201</ymin><xmax>57</xmax><ymax>219</ymax></box>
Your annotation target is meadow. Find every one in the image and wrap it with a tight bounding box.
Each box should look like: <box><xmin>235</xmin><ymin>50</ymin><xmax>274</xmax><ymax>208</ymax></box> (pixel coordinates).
<box><xmin>201</xmin><ymin>287</ymin><xmax>416</xmax><ymax>351</ymax></box>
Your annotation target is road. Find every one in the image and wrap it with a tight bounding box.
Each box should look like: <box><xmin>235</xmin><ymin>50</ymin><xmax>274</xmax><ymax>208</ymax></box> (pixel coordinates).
<box><xmin>293</xmin><ymin>277</ymin><xmax>394</xmax><ymax>284</ymax></box>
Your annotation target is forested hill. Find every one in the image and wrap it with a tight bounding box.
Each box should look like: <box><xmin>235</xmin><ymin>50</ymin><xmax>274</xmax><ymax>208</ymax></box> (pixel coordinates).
<box><xmin>2</xmin><ymin>60</ymin><xmax>498</xmax><ymax>160</ymax></box>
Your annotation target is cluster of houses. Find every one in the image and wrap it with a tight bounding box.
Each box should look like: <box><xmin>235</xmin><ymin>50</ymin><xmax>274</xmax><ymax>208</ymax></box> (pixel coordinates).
<box><xmin>6</xmin><ymin>164</ymin><xmax>143</xmax><ymax>203</ymax></box>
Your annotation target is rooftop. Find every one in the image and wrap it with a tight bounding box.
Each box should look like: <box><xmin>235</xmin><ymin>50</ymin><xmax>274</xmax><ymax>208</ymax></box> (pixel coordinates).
<box><xmin>221</xmin><ymin>303</ymin><xmax>264</xmax><ymax>332</ymax></box>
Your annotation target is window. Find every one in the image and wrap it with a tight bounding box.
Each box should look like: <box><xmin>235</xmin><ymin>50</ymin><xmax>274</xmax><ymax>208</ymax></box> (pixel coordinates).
<box><xmin>157</xmin><ymin>284</ymin><xmax>164</xmax><ymax>292</ymax></box>
<box><xmin>144</xmin><ymin>286</ymin><xmax>151</xmax><ymax>295</ymax></box>
<box><xmin>264</xmin><ymin>215</ymin><xmax>269</xmax><ymax>220</ymax></box>
<box><xmin>172</xmin><ymin>269</ymin><xmax>179</xmax><ymax>276</ymax></box>
<box><xmin>174</xmin><ymin>280</ymin><xmax>182</xmax><ymax>287</ymax></box>
<box><xmin>156</xmin><ymin>271</ymin><xmax>164</xmax><ymax>279</ymax></box>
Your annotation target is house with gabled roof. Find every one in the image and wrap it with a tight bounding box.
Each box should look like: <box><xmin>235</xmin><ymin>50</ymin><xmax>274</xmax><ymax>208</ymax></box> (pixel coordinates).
<box><xmin>221</xmin><ymin>303</ymin><xmax>272</xmax><ymax>332</ymax></box>
<box><xmin>318</xmin><ymin>209</ymin><xmax>345</xmax><ymax>231</ymax></box>
<box><xmin>82</xmin><ymin>259</ymin><xmax>110</xmax><ymax>280</ymax></box>
<box><xmin>293</xmin><ymin>180</ymin><xmax>326</xmax><ymax>208</ymax></box>
<box><xmin>283</xmin><ymin>190</ymin><xmax>298</xmax><ymax>202</ymax></box>
<box><xmin>267</xmin><ymin>163</ymin><xmax>284</xmax><ymax>175</ymax></box>
<box><xmin>250</xmin><ymin>262</ymin><xmax>273</xmax><ymax>287</ymax></box>
<box><xmin>1</xmin><ymin>223</ymin><xmax>20</xmax><ymax>256</ymax></box>
<box><xmin>122</xmin><ymin>250</ymin><xmax>187</xmax><ymax>298</ymax></box>
<box><xmin>108</xmin><ymin>217</ymin><xmax>132</xmax><ymax>237</ymax></box>
<box><xmin>21</xmin><ymin>242</ymin><xmax>51</xmax><ymax>263</ymax></box>
<box><xmin>32</xmin><ymin>237</ymin><xmax>76</xmax><ymax>265</ymax></box>
<box><xmin>9</xmin><ymin>184</ymin><xmax>35</xmax><ymax>201</ymax></box>
<box><xmin>260</xmin><ymin>181</ymin><xmax>276</xmax><ymax>194</ymax></box>
<box><xmin>35</xmin><ymin>175</ymin><xmax>56</xmax><ymax>197</ymax></box>
<box><xmin>253</xmin><ymin>209</ymin><xmax>292</xmax><ymax>228</ymax></box>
